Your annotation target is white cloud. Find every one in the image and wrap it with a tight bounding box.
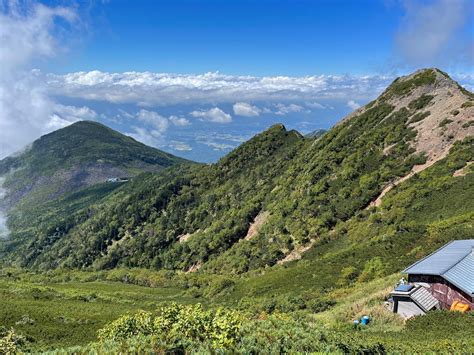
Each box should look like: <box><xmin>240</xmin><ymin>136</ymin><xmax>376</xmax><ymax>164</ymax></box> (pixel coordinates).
<box><xmin>274</xmin><ymin>103</ymin><xmax>306</xmax><ymax>116</ymax></box>
<box><xmin>169</xmin><ymin>115</ymin><xmax>191</xmax><ymax>126</ymax></box>
<box><xmin>196</xmin><ymin>132</ymin><xmax>247</xmax><ymax>144</ymax></box>
<box><xmin>44</xmin><ymin>71</ymin><xmax>397</xmax><ymax>107</ymax></box>
<box><xmin>136</xmin><ymin>109</ymin><xmax>169</xmax><ymax>133</ymax></box>
<box><xmin>43</xmin><ymin>69</ymin><xmax>474</xmax><ymax>110</ymax></box>
<box><xmin>395</xmin><ymin>0</ymin><xmax>472</xmax><ymax>67</ymax></box>
<box><xmin>305</xmin><ymin>101</ymin><xmax>325</xmax><ymax>109</ymax></box>
<box><xmin>190</xmin><ymin>107</ymin><xmax>232</xmax><ymax>123</ymax></box>
<box><xmin>127</xmin><ymin>126</ymin><xmax>164</xmax><ymax>148</ymax></box>
<box><xmin>347</xmin><ymin>100</ymin><xmax>361</xmax><ymax>110</ymax></box>
<box><xmin>0</xmin><ymin>177</ymin><xmax>8</xmax><ymax>239</ymax></box>
<box><xmin>200</xmin><ymin>141</ymin><xmax>235</xmax><ymax>151</ymax></box>
<box><xmin>0</xmin><ymin>2</ymin><xmax>75</xmax><ymax>159</ymax></box>
<box><xmin>46</xmin><ymin>114</ymin><xmax>77</xmax><ymax>131</ymax></box>
<box><xmin>53</xmin><ymin>104</ymin><xmax>98</xmax><ymax>122</ymax></box>
<box><xmin>170</xmin><ymin>141</ymin><xmax>192</xmax><ymax>151</ymax></box>
<box><xmin>233</xmin><ymin>102</ymin><xmax>261</xmax><ymax>117</ymax></box>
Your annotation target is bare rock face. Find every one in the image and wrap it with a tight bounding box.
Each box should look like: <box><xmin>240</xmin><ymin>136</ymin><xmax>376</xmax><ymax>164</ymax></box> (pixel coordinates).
<box><xmin>244</xmin><ymin>211</ymin><xmax>270</xmax><ymax>240</ymax></box>
<box><xmin>396</xmin><ymin>70</ymin><xmax>473</xmax><ymax>171</ymax></box>
<box><xmin>366</xmin><ymin>69</ymin><xmax>474</xmax><ymax>206</ymax></box>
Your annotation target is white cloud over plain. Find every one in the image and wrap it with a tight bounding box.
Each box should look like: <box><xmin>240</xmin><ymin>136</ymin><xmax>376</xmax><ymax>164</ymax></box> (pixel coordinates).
<box><xmin>190</xmin><ymin>107</ymin><xmax>232</xmax><ymax>123</ymax></box>
<box><xmin>169</xmin><ymin>115</ymin><xmax>191</xmax><ymax>126</ymax></box>
<box><xmin>395</xmin><ymin>0</ymin><xmax>473</xmax><ymax>67</ymax></box>
<box><xmin>233</xmin><ymin>102</ymin><xmax>261</xmax><ymax>117</ymax></box>
<box><xmin>170</xmin><ymin>141</ymin><xmax>192</xmax><ymax>151</ymax></box>
<box><xmin>127</xmin><ymin>126</ymin><xmax>165</xmax><ymax>148</ymax></box>
<box><xmin>347</xmin><ymin>100</ymin><xmax>361</xmax><ymax>110</ymax></box>
<box><xmin>0</xmin><ymin>1</ymin><xmax>75</xmax><ymax>159</ymax></box>
<box><xmin>136</xmin><ymin>109</ymin><xmax>169</xmax><ymax>133</ymax></box>
<box><xmin>0</xmin><ymin>177</ymin><xmax>7</xmax><ymax>239</ymax></box>
<box><xmin>44</xmin><ymin>70</ymin><xmax>400</xmax><ymax>106</ymax></box>
<box><xmin>47</xmin><ymin>104</ymin><xmax>98</xmax><ymax>130</ymax></box>
<box><xmin>274</xmin><ymin>103</ymin><xmax>306</xmax><ymax>116</ymax></box>
<box><xmin>305</xmin><ymin>102</ymin><xmax>326</xmax><ymax>109</ymax></box>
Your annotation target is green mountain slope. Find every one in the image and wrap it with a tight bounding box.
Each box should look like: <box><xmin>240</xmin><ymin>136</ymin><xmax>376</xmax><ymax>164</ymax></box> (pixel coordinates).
<box><xmin>0</xmin><ymin>121</ymin><xmax>187</xmax><ymax>210</ymax></box>
<box><xmin>1</xmin><ymin>69</ymin><xmax>473</xmax><ymax>279</ymax></box>
<box><xmin>1</xmin><ymin>124</ymin><xmax>304</xmax><ymax>268</ymax></box>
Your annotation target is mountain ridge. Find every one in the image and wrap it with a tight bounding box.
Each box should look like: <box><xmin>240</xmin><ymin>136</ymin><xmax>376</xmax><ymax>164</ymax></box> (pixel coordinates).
<box><xmin>0</xmin><ymin>68</ymin><xmax>473</xmax><ymax>277</ymax></box>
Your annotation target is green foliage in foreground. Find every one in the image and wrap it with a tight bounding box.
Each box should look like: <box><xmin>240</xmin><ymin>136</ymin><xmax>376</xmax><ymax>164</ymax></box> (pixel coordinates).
<box><xmin>98</xmin><ymin>303</ymin><xmax>242</xmax><ymax>350</ymax></box>
<box><xmin>15</xmin><ymin>304</ymin><xmax>473</xmax><ymax>354</ymax></box>
<box><xmin>0</xmin><ymin>327</ymin><xmax>26</xmax><ymax>354</ymax></box>
<box><xmin>1</xmin><ymin>271</ymin><xmax>474</xmax><ymax>354</ymax></box>
<box><xmin>0</xmin><ymin>274</ymin><xmax>194</xmax><ymax>351</ymax></box>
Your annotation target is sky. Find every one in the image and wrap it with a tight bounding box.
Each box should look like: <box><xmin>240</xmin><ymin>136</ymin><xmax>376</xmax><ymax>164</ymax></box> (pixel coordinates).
<box><xmin>0</xmin><ymin>0</ymin><xmax>473</xmax><ymax>162</ymax></box>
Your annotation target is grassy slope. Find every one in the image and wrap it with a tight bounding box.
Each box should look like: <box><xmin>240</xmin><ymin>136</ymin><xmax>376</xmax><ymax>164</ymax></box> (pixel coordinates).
<box><xmin>0</xmin><ymin>272</ymin><xmax>193</xmax><ymax>351</ymax></box>
<box><xmin>1</xmin><ymin>271</ymin><xmax>473</xmax><ymax>353</ymax></box>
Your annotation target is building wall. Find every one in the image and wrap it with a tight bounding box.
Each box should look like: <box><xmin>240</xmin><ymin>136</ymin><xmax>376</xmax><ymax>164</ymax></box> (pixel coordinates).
<box><xmin>408</xmin><ymin>274</ymin><xmax>473</xmax><ymax>309</ymax></box>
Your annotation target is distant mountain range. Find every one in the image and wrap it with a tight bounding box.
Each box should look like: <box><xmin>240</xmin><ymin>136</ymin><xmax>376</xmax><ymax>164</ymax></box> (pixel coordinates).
<box><xmin>0</xmin><ymin>69</ymin><xmax>473</xmax><ymax>287</ymax></box>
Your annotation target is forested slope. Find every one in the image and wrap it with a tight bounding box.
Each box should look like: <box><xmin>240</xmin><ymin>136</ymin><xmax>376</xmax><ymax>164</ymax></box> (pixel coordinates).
<box><xmin>1</xmin><ymin>69</ymin><xmax>473</xmax><ymax>281</ymax></box>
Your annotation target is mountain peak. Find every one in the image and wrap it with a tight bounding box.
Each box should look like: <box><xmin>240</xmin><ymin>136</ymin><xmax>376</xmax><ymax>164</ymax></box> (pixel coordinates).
<box><xmin>337</xmin><ymin>68</ymin><xmax>474</xmax><ymax>207</ymax></box>
<box><xmin>0</xmin><ymin>121</ymin><xmax>187</xmax><ymax>209</ymax></box>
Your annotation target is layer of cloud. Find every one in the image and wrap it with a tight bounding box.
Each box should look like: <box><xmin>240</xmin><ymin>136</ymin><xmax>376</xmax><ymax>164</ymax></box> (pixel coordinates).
<box><xmin>190</xmin><ymin>107</ymin><xmax>232</xmax><ymax>123</ymax></box>
<box><xmin>233</xmin><ymin>102</ymin><xmax>261</xmax><ymax>117</ymax></box>
<box><xmin>43</xmin><ymin>69</ymin><xmax>474</xmax><ymax>113</ymax></box>
<box><xmin>44</xmin><ymin>70</ymin><xmax>399</xmax><ymax>107</ymax></box>
<box><xmin>0</xmin><ymin>1</ymin><xmax>75</xmax><ymax>158</ymax></box>
<box><xmin>347</xmin><ymin>100</ymin><xmax>361</xmax><ymax>110</ymax></box>
<box><xmin>395</xmin><ymin>0</ymin><xmax>473</xmax><ymax>67</ymax></box>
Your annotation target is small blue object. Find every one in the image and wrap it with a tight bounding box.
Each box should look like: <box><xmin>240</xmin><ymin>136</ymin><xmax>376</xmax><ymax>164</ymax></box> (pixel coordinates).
<box><xmin>353</xmin><ymin>320</ymin><xmax>359</xmax><ymax>325</ymax></box>
<box><xmin>395</xmin><ymin>284</ymin><xmax>413</xmax><ymax>292</ymax></box>
<box><xmin>361</xmin><ymin>316</ymin><xmax>370</xmax><ymax>325</ymax></box>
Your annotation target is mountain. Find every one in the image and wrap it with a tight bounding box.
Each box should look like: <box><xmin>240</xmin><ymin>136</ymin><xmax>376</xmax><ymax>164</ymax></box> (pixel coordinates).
<box><xmin>0</xmin><ymin>121</ymin><xmax>187</xmax><ymax>210</ymax></box>
<box><xmin>1</xmin><ymin>69</ymin><xmax>473</xmax><ymax>277</ymax></box>
<box><xmin>305</xmin><ymin>129</ymin><xmax>326</xmax><ymax>139</ymax></box>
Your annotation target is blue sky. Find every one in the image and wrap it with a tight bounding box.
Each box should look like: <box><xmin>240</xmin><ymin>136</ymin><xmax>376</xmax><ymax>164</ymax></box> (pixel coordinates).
<box><xmin>53</xmin><ymin>0</ymin><xmax>402</xmax><ymax>75</ymax></box>
<box><xmin>1</xmin><ymin>0</ymin><xmax>473</xmax><ymax>161</ymax></box>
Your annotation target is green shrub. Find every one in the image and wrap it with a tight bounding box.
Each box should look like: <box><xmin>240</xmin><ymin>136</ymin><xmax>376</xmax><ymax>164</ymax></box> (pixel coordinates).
<box><xmin>97</xmin><ymin>303</ymin><xmax>243</xmax><ymax>350</ymax></box>
<box><xmin>439</xmin><ymin>118</ymin><xmax>453</xmax><ymax>128</ymax></box>
<box><xmin>410</xmin><ymin>111</ymin><xmax>430</xmax><ymax>123</ymax></box>
<box><xmin>338</xmin><ymin>266</ymin><xmax>359</xmax><ymax>286</ymax></box>
<box><xmin>0</xmin><ymin>328</ymin><xmax>26</xmax><ymax>354</ymax></box>
<box><xmin>204</xmin><ymin>277</ymin><xmax>235</xmax><ymax>298</ymax></box>
<box><xmin>357</xmin><ymin>257</ymin><xmax>386</xmax><ymax>283</ymax></box>
<box><xmin>385</xmin><ymin>70</ymin><xmax>436</xmax><ymax>97</ymax></box>
<box><xmin>461</xmin><ymin>100</ymin><xmax>473</xmax><ymax>108</ymax></box>
<box><xmin>462</xmin><ymin>120</ymin><xmax>474</xmax><ymax>128</ymax></box>
<box><xmin>97</xmin><ymin>310</ymin><xmax>154</xmax><ymax>342</ymax></box>
<box><xmin>408</xmin><ymin>94</ymin><xmax>434</xmax><ymax>110</ymax></box>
